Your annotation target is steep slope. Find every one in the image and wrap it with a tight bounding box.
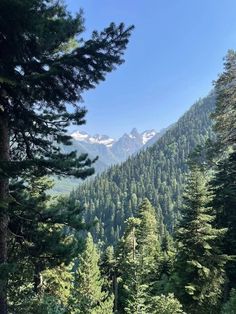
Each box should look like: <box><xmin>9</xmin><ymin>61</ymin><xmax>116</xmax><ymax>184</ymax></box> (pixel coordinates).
<box><xmin>71</xmin><ymin>93</ymin><xmax>215</xmax><ymax>244</ymax></box>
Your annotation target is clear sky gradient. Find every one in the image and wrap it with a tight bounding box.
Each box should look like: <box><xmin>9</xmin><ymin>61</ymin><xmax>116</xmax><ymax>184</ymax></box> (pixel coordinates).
<box><xmin>66</xmin><ymin>0</ymin><xmax>236</xmax><ymax>138</ymax></box>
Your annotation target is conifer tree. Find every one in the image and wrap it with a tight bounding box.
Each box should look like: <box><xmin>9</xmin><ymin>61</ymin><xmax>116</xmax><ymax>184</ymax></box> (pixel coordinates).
<box><xmin>0</xmin><ymin>0</ymin><xmax>133</xmax><ymax>311</ymax></box>
<box><xmin>101</xmin><ymin>246</ymin><xmax>119</xmax><ymax>312</ymax></box>
<box><xmin>150</xmin><ymin>293</ymin><xmax>185</xmax><ymax>314</ymax></box>
<box><xmin>116</xmin><ymin>217</ymin><xmax>146</xmax><ymax>314</ymax></box>
<box><xmin>136</xmin><ymin>198</ymin><xmax>162</xmax><ymax>295</ymax></box>
<box><xmin>210</xmin><ymin>50</ymin><xmax>236</xmax><ymax>291</ymax></box>
<box><xmin>213</xmin><ymin>50</ymin><xmax>236</xmax><ymax>149</ymax></box>
<box><xmin>117</xmin><ymin>199</ymin><xmax>163</xmax><ymax>313</ymax></box>
<box><xmin>173</xmin><ymin>166</ymin><xmax>227</xmax><ymax>313</ymax></box>
<box><xmin>71</xmin><ymin>233</ymin><xmax>114</xmax><ymax>314</ymax></box>
<box><xmin>212</xmin><ymin>151</ymin><xmax>236</xmax><ymax>290</ymax></box>
<box><xmin>8</xmin><ymin>178</ymin><xmax>85</xmax><ymax>294</ymax></box>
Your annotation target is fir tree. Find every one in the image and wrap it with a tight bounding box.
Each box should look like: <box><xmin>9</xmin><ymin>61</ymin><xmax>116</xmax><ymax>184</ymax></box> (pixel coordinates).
<box><xmin>117</xmin><ymin>199</ymin><xmax>163</xmax><ymax>313</ymax></box>
<box><xmin>136</xmin><ymin>198</ymin><xmax>162</xmax><ymax>295</ymax></box>
<box><xmin>7</xmin><ymin>178</ymin><xmax>85</xmax><ymax>295</ymax></box>
<box><xmin>213</xmin><ymin>50</ymin><xmax>236</xmax><ymax>149</ymax></box>
<box><xmin>100</xmin><ymin>246</ymin><xmax>119</xmax><ymax>312</ymax></box>
<box><xmin>211</xmin><ymin>152</ymin><xmax>236</xmax><ymax>290</ymax></box>
<box><xmin>210</xmin><ymin>50</ymin><xmax>236</xmax><ymax>291</ymax></box>
<box><xmin>116</xmin><ymin>217</ymin><xmax>146</xmax><ymax>314</ymax></box>
<box><xmin>71</xmin><ymin>233</ymin><xmax>114</xmax><ymax>314</ymax></box>
<box><xmin>0</xmin><ymin>0</ymin><xmax>133</xmax><ymax>311</ymax></box>
<box><xmin>173</xmin><ymin>166</ymin><xmax>228</xmax><ymax>313</ymax></box>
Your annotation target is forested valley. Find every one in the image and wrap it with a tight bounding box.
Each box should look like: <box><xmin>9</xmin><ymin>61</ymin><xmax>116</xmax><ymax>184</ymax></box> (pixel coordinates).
<box><xmin>0</xmin><ymin>1</ymin><xmax>235</xmax><ymax>314</ymax></box>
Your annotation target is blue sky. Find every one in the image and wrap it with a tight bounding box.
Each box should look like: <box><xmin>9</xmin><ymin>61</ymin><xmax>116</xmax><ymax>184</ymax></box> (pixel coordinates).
<box><xmin>66</xmin><ymin>0</ymin><xmax>236</xmax><ymax>138</ymax></box>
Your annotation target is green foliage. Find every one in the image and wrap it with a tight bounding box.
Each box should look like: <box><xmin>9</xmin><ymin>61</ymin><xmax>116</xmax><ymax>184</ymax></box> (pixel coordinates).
<box><xmin>72</xmin><ymin>94</ymin><xmax>215</xmax><ymax>244</ymax></box>
<box><xmin>0</xmin><ymin>0</ymin><xmax>134</xmax><ymax>180</ymax></box>
<box><xmin>8</xmin><ymin>263</ymin><xmax>72</xmax><ymax>313</ymax></box>
<box><xmin>8</xmin><ymin>177</ymin><xmax>84</xmax><ymax>270</ymax></box>
<box><xmin>221</xmin><ymin>289</ymin><xmax>236</xmax><ymax>314</ymax></box>
<box><xmin>173</xmin><ymin>166</ymin><xmax>228</xmax><ymax>313</ymax></box>
<box><xmin>0</xmin><ymin>0</ymin><xmax>133</xmax><ymax>310</ymax></box>
<box><xmin>41</xmin><ymin>264</ymin><xmax>73</xmax><ymax>306</ymax></box>
<box><xmin>210</xmin><ymin>50</ymin><xmax>236</xmax><ymax>291</ymax></box>
<box><xmin>117</xmin><ymin>216</ymin><xmax>149</xmax><ymax>314</ymax></box>
<box><xmin>70</xmin><ymin>233</ymin><xmax>114</xmax><ymax>314</ymax></box>
<box><xmin>27</xmin><ymin>295</ymin><xmax>67</xmax><ymax>314</ymax></box>
<box><xmin>116</xmin><ymin>199</ymin><xmax>168</xmax><ymax>313</ymax></box>
<box><xmin>213</xmin><ymin>50</ymin><xmax>236</xmax><ymax>149</ymax></box>
<box><xmin>211</xmin><ymin>152</ymin><xmax>236</xmax><ymax>288</ymax></box>
<box><xmin>150</xmin><ymin>293</ymin><xmax>185</xmax><ymax>314</ymax></box>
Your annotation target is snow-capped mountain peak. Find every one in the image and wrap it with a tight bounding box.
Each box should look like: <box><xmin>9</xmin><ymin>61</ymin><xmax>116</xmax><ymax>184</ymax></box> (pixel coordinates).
<box><xmin>71</xmin><ymin>129</ymin><xmax>157</xmax><ymax>148</ymax></box>
<box><xmin>71</xmin><ymin>131</ymin><xmax>115</xmax><ymax>148</ymax></box>
<box><xmin>141</xmin><ymin>129</ymin><xmax>157</xmax><ymax>144</ymax></box>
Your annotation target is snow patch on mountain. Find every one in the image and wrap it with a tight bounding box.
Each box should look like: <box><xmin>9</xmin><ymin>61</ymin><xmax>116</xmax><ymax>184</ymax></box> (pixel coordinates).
<box><xmin>141</xmin><ymin>129</ymin><xmax>157</xmax><ymax>144</ymax></box>
<box><xmin>69</xmin><ymin>128</ymin><xmax>159</xmax><ymax>173</ymax></box>
<box><xmin>71</xmin><ymin>131</ymin><xmax>115</xmax><ymax>148</ymax></box>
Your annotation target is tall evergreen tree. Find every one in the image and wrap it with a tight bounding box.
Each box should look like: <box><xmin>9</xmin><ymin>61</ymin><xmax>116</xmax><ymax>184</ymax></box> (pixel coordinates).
<box><xmin>117</xmin><ymin>217</ymin><xmax>148</xmax><ymax>314</ymax></box>
<box><xmin>0</xmin><ymin>0</ymin><xmax>133</xmax><ymax>311</ymax></box>
<box><xmin>211</xmin><ymin>152</ymin><xmax>236</xmax><ymax>291</ymax></box>
<box><xmin>173</xmin><ymin>166</ymin><xmax>227</xmax><ymax>314</ymax></box>
<box><xmin>70</xmin><ymin>233</ymin><xmax>114</xmax><ymax>314</ymax></box>
<box><xmin>117</xmin><ymin>199</ymin><xmax>163</xmax><ymax>313</ymax></box>
<box><xmin>136</xmin><ymin>198</ymin><xmax>162</xmax><ymax>295</ymax></box>
<box><xmin>213</xmin><ymin>50</ymin><xmax>236</xmax><ymax>149</ymax></box>
<box><xmin>210</xmin><ymin>50</ymin><xmax>236</xmax><ymax>291</ymax></box>
<box><xmin>100</xmin><ymin>246</ymin><xmax>119</xmax><ymax>312</ymax></box>
<box><xmin>7</xmin><ymin>177</ymin><xmax>85</xmax><ymax>307</ymax></box>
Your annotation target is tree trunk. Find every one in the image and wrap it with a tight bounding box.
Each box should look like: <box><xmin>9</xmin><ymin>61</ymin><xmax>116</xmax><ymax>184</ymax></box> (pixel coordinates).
<box><xmin>33</xmin><ymin>264</ymin><xmax>43</xmax><ymax>295</ymax></box>
<box><xmin>113</xmin><ymin>274</ymin><xmax>118</xmax><ymax>313</ymax></box>
<box><xmin>0</xmin><ymin>110</ymin><xmax>9</xmax><ymax>314</ymax></box>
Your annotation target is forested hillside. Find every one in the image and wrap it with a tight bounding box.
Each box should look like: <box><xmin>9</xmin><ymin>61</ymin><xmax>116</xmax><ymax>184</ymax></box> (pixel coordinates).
<box><xmin>1</xmin><ymin>1</ymin><xmax>236</xmax><ymax>313</ymax></box>
<box><xmin>71</xmin><ymin>93</ymin><xmax>215</xmax><ymax>244</ymax></box>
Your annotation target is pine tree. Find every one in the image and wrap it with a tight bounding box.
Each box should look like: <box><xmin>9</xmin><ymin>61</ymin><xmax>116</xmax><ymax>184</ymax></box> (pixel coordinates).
<box><xmin>117</xmin><ymin>199</ymin><xmax>163</xmax><ymax>313</ymax></box>
<box><xmin>210</xmin><ymin>50</ymin><xmax>236</xmax><ymax>291</ymax></box>
<box><xmin>7</xmin><ymin>178</ymin><xmax>89</xmax><ymax>312</ymax></box>
<box><xmin>71</xmin><ymin>233</ymin><xmax>114</xmax><ymax>314</ymax></box>
<box><xmin>7</xmin><ymin>178</ymin><xmax>85</xmax><ymax>294</ymax></box>
<box><xmin>100</xmin><ymin>246</ymin><xmax>119</xmax><ymax>312</ymax></box>
<box><xmin>154</xmin><ymin>228</ymin><xmax>176</xmax><ymax>295</ymax></box>
<box><xmin>116</xmin><ymin>217</ymin><xmax>148</xmax><ymax>313</ymax></box>
<box><xmin>0</xmin><ymin>0</ymin><xmax>133</xmax><ymax>311</ymax></box>
<box><xmin>211</xmin><ymin>151</ymin><xmax>236</xmax><ymax>290</ymax></box>
<box><xmin>173</xmin><ymin>166</ymin><xmax>228</xmax><ymax>313</ymax></box>
<box><xmin>213</xmin><ymin>50</ymin><xmax>236</xmax><ymax>149</ymax></box>
<box><xmin>136</xmin><ymin>198</ymin><xmax>162</xmax><ymax>295</ymax></box>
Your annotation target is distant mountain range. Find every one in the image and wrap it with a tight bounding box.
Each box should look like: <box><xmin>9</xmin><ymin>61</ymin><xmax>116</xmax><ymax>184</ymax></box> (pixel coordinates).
<box><xmin>72</xmin><ymin>93</ymin><xmax>216</xmax><ymax>244</ymax></box>
<box><xmin>69</xmin><ymin>128</ymin><xmax>160</xmax><ymax>172</ymax></box>
<box><xmin>54</xmin><ymin>128</ymin><xmax>165</xmax><ymax>193</ymax></box>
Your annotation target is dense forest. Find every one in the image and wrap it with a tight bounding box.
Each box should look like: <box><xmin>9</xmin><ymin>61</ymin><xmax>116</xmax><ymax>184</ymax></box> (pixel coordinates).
<box><xmin>0</xmin><ymin>1</ymin><xmax>235</xmax><ymax>314</ymax></box>
<box><xmin>71</xmin><ymin>93</ymin><xmax>215</xmax><ymax>244</ymax></box>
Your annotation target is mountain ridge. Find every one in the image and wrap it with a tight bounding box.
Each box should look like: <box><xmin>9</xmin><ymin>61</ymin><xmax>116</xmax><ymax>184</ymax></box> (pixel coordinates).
<box><xmin>54</xmin><ymin>128</ymin><xmax>161</xmax><ymax>193</ymax></box>
<box><xmin>70</xmin><ymin>93</ymin><xmax>216</xmax><ymax>244</ymax></box>
<box><xmin>69</xmin><ymin>128</ymin><xmax>159</xmax><ymax>171</ymax></box>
